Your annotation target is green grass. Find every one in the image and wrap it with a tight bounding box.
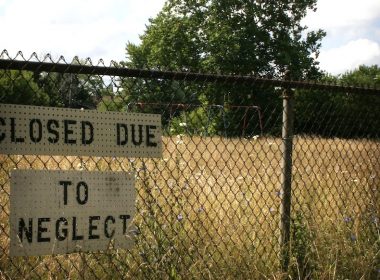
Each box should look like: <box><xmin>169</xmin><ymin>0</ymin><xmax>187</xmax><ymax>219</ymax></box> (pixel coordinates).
<box><xmin>0</xmin><ymin>135</ymin><xmax>379</xmax><ymax>279</ymax></box>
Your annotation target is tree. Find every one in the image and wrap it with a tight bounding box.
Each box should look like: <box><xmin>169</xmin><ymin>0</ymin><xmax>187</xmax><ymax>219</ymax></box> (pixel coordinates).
<box><xmin>0</xmin><ymin>70</ymin><xmax>50</xmax><ymax>105</ymax></box>
<box><xmin>36</xmin><ymin>72</ymin><xmax>105</xmax><ymax>109</ymax></box>
<box><xmin>123</xmin><ymin>0</ymin><xmax>325</xmax><ymax>136</ymax></box>
<box><xmin>338</xmin><ymin>65</ymin><xmax>380</xmax><ymax>138</ymax></box>
<box><xmin>127</xmin><ymin>0</ymin><xmax>324</xmax><ymax>78</ymax></box>
<box><xmin>294</xmin><ymin>65</ymin><xmax>380</xmax><ymax>138</ymax></box>
<box><xmin>339</xmin><ymin>65</ymin><xmax>380</xmax><ymax>87</ymax></box>
<box><xmin>0</xmin><ymin>69</ymin><xmax>110</xmax><ymax>110</ymax></box>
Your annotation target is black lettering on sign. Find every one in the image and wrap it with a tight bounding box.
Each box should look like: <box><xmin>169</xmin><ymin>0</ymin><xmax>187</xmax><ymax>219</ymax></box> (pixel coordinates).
<box><xmin>29</xmin><ymin>119</ymin><xmax>43</xmax><ymax>143</ymax></box>
<box><xmin>64</xmin><ymin>120</ymin><xmax>76</xmax><ymax>144</ymax></box>
<box><xmin>81</xmin><ymin>121</ymin><xmax>94</xmax><ymax>145</ymax></box>
<box><xmin>47</xmin><ymin>119</ymin><xmax>59</xmax><ymax>143</ymax></box>
<box><xmin>119</xmin><ymin>214</ymin><xmax>131</xmax><ymax>234</ymax></box>
<box><xmin>72</xmin><ymin>217</ymin><xmax>83</xmax><ymax>240</ymax></box>
<box><xmin>56</xmin><ymin>217</ymin><xmax>68</xmax><ymax>241</ymax></box>
<box><xmin>37</xmin><ymin>217</ymin><xmax>50</xmax><ymax>243</ymax></box>
<box><xmin>104</xmin><ymin>215</ymin><xmax>115</xmax><ymax>238</ymax></box>
<box><xmin>131</xmin><ymin>124</ymin><xmax>143</xmax><ymax>146</ymax></box>
<box><xmin>146</xmin><ymin>125</ymin><xmax>157</xmax><ymax>147</ymax></box>
<box><xmin>76</xmin><ymin>181</ymin><xmax>88</xmax><ymax>205</ymax></box>
<box><xmin>89</xmin><ymin>216</ymin><xmax>100</xmax><ymax>240</ymax></box>
<box><xmin>116</xmin><ymin>123</ymin><xmax>128</xmax><ymax>145</ymax></box>
<box><xmin>0</xmin><ymin>117</ymin><xmax>5</xmax><ymax>142</ymax></box>
<box><xmin>59</xmin><ymin>180</ymin><xmax>71</xmax><ymax>205</ymax></box>
<box><xmin>18</xmin><ymin>218</ymin><xmax>33</xmax><ymax>243</ymax></box>
<box><xmin>10</xmin><ymin>118</ymin><xmax>24</xmax><ymax>143</ymax></box>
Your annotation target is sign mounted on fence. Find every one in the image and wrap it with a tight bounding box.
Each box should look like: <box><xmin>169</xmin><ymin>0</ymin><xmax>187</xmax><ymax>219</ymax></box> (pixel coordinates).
<box><xmin>0</xmin><ymin>104</ymin><xmax>162</xmax><ymax>157</ymax></box>
<box><xmin>10</xmin><ymin>170</ymin><xmax>136</xmax><ymax>256</ymax></box>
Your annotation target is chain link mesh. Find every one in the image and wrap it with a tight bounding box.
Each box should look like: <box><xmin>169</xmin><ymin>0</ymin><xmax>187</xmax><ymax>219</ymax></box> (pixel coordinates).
<box><xmin>0</xmin><ymin>51</ymin><xmax>379</xmax><ymax>279</ymax></box>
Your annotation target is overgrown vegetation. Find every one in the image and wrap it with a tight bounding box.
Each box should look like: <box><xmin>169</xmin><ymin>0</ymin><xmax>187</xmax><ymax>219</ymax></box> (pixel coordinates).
<box><xmin>1</xmin><ymin>136</ymin><xmax>379</xmax><ymax>279</ymax></box>
<box><xmin>1</xmin><ymin>1</ymin><xmax>379</xmax><ymax>278</ymax></box>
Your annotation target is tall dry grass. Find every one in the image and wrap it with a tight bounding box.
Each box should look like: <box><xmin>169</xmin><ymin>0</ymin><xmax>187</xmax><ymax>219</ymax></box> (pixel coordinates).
<box><xmin>0</xmin><ymin>136</ymin><xmax>379</xmax><ymax>279</ymax></box>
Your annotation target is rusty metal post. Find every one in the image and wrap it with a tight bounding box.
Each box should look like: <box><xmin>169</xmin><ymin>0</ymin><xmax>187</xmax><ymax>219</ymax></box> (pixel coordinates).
<box><xmin>279</xmin><ymin>71</ymin><xmax>294</xmax><ymax>271</ymax></box>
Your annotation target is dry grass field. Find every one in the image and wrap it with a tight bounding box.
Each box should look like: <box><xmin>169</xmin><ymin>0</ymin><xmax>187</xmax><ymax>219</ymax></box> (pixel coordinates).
<box><xmin>0</xmin><ymin>135</ymin><xmax>379</xmax><ymax>279</ymax></box>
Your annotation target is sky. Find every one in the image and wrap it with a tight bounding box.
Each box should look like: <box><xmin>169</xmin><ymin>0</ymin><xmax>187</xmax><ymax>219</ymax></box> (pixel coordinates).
<box><xmin>0</xmin><ymin>0</ymin><xmax>379</xmax><ymax>75</ymax></box>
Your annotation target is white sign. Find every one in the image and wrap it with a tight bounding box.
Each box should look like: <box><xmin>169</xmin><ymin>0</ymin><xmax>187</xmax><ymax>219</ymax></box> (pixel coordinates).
<box><xmin>0</xmin><ymin>104</ymin><xmax>162</xmax><ymax>157</ymax></box>
<box><xmin>10</xmin><ymin>170</ymin><xmax>136</xmax><ymax>256</ymax></box>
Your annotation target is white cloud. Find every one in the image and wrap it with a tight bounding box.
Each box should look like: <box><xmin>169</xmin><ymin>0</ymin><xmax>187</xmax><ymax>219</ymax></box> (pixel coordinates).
<box><xmin>304</xmin><ymin>0</ymin><xmax>380</xmax><ymax>32</ymax></box>
<box><xmin>318</xmin><ymin>39</ymin><xmax>380</xmax><ymax>75</ymax></box>
<box><xmin>303</xmin><ymin>0</ymin><xmax>380</xmax><ymax>74</ymax></box>
<box><xmin>1</xmin><ymin>0</ymin><xmax>379</xmax><ymax>75</ymax></box>
<box><xmin>0</xmin><ymin>0</ymin><xmax>166</xmax><ymax>63</ymax></box>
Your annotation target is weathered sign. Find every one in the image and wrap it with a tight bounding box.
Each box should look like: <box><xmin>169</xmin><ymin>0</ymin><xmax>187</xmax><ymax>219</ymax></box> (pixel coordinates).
<box><xmin>10</xmin><ymin>170</ymin><xmax>136</xmax><ymax>256</ymax></box>
<box><xmin>0</xmin><ymin>104</ymin><xmax>162</xmax><ymax>157</ymax></box>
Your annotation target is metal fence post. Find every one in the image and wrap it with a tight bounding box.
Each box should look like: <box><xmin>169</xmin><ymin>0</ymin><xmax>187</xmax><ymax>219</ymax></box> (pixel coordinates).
<box><xmin>279</xmin><ymin>71</ymin><xmax>294</xmax><ymax>271</ymax></box>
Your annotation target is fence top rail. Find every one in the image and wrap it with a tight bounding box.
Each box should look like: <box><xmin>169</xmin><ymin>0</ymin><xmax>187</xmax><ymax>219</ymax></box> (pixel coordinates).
<box><xmin>1</xmin><ymin>58</ymin><xmax>380</xmax><ymax>96</ymax></box>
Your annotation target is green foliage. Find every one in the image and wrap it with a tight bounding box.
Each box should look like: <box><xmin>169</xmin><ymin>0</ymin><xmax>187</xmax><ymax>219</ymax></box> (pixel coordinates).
<box><xmin>126</xmin><ymin>0</ymin><xmax>325</xmax><ymax>79</ymax></box>
<box><xmin>290</xmin><ymin>212</ymin><xmax>315</xmax><ymax>279</ymax></box>
<box><xmin>0</xmin><ymin>70</ymin><xmax>50</xmax><ymax>105</ymax></box>
<box><xmin>0</xmin><ymin>59</ymin><xmax>113</xmax><ymax>108</ymax></box>
<box><xmin>340</xmin><ymin>65</ymin><xmax>380</xmax><ymax>87</ymax></box>
<box><xmin>37</xmin><ymin>72</ymin><xmax>105</xmax><ymax>108</ymax></box>
<box><xmin>294</xmin><ymin>65</ymin><xmax>380</xmax><ymax>138</ymax></box>
<box><xmin>123</xmin><ymin>0</ymin><xmax>325</xmax><ymax>136</ymax></box>
<box><xmin>169</xmin><ymin>106</ymin><xmax>220</xmax><ymax>136</ymax></box>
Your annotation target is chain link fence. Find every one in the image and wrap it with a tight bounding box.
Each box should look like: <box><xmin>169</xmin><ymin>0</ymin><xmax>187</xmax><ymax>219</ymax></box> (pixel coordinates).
<box><xmin>0</xmin><ymin>51</ymin><xmax>379</xmax><ymax>279</ymax></box>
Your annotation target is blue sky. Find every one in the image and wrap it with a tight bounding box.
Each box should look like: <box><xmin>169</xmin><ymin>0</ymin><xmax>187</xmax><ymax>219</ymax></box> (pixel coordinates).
<box><xmin>303</xmin><ymin>0</ymin><xmax>380</xmax><ymax>74</ymax></box>
<box><xmin>1</xmin><ymin>0</ymin><xmax>379</xmax><ymax>75</ymax></box>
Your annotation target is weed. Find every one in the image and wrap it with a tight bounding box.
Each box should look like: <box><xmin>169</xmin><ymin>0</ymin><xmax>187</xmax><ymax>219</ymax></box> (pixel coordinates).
<box><xmin>0</xmin><ymin>136</ymin><xmax>379</xmax><ymax>279</ymax></box>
